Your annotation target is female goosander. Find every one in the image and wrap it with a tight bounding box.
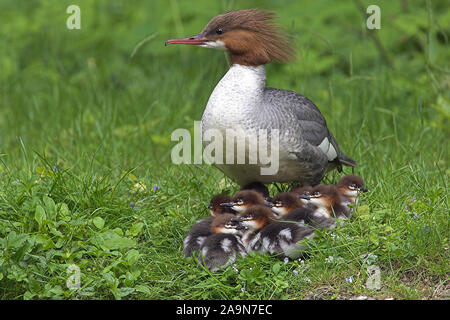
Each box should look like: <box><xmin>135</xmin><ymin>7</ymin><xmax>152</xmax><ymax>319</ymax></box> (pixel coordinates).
<box><xmin>198</xmin><ymin>214</ymin><xmax>247</xmax><ymax>272</ymax></box>
<box><xmin>336</xmin><ymin>175</ymin><xmax>368</xmax><ymax>209</ymax></box>
<box><xmin>234</xmin><ymin>205</ymin><xmax>315</xmax><ymax>258</ymax></box>
<box><xmin>184</xmin><ymin>194</ymin><xmax>236</xmax><ymax>256</ymax></box>
<box><xmin>166</xmin><ymin>9</ymin><xmax>356</xmax><ymax>186</ymax></box>
<box><xmin>220</xmin><ymin>190</ymin><xmax>272</xmax><ymax>213</ymax></box>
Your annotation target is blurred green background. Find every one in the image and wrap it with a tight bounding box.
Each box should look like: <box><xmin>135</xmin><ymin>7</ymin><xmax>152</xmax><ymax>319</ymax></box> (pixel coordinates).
<box><xmin>0</xmin><ymin>0</ymin><xmax>448</xmax><ymax>299</ymax></box>
<box><xmin>1</xmin><ymin>0</ymin><xmax>448</xmax><ymax>168</ymax></box>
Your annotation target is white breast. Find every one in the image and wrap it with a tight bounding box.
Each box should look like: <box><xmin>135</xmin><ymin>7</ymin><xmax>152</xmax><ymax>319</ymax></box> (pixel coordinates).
<box><xmin>201</xmin><ymin>64</ymin><xmax>265</xmax><ymax>133</ymax></box>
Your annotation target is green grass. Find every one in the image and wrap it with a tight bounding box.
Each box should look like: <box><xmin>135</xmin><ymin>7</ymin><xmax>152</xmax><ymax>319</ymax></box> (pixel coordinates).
<box><xmin>0</xmin><ymin>0</ymin><xmax>448</xmax><ymax>299</ymax></box>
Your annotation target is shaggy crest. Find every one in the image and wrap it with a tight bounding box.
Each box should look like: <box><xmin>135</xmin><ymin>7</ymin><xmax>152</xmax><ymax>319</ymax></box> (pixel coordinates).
<box><xmin>201</xmin><ymin>9</ymin><xmax>295</xmax><ymax>66</ymax></box>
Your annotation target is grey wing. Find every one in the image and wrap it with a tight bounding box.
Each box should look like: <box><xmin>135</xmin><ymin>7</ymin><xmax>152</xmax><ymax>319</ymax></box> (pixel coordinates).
<box><xmin>265</xmin><ymin>88</ymin><xmax>353</xmax><ymax>165</ymax></box>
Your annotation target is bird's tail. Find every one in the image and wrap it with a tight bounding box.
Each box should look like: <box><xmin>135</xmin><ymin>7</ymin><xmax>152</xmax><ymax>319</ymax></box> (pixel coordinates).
<box><xmin>327</xmin><ymin>131</ymin><xmax>357</xmax><ymax>171</ymax></box>
<box><xmin>338</xmin><ymin>153</ymin><xmax>357</xmax><ymax>167</ymax></box>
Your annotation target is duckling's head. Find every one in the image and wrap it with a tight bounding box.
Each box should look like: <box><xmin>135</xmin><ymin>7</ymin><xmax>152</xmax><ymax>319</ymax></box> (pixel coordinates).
<box><xmin>221</xmin><ymin>190</ymin><xmax>266</xmax><ymax>212</ymax></box>
<box><xmin>307</xmin><ymin>185</ymin><xmax>342</xmax><ymax>210</ymax></box>
<box><xmin>232</xmin><ymin>205</ymin><xmax>275</xmax><ymax>231</ymax></box>
<box><xmin>208</xmin><ymin>194</ymin><xmax>235</xmax><ymax>216</ymax></box>
<box><xmin>337</xmin><ymin>175</ymin><xmax>368</xmax><ymax>199</ymax></box>
<box><xmin>240</xmin><ymin>182</ymin><xmax>270</xmax><ymax>200</ymax></box>
<box><xmin>210</xmin><ymin>213</ymin><xmax>243</xmax><ymax>234</ymax></box>
<box><xmin>290</xmin><ymin>185</ymin><xmax>313</xmax><ymax>204</ymax></box>
<box><xmin>271</xmin><ymin>192</ymin><xmax>304</xmax><ymax>217</ymax></box>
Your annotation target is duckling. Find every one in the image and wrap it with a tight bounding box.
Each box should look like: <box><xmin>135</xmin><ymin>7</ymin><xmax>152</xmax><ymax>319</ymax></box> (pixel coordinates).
<box><xmin>208</xmin><ymin>194</ymin><xmax>236</xmax><ymax>216</ymax></box>
<box><xmin>220</xmin><ymin>190</ymin><xmax>272</xmax><ymax>213</ymax></box>
<box><xmin>272</xmin><ymin>192</ymin><xmax>335</xmax><ymax>229</ymax></box>
<box><xmin>271</xmin><ymin>192</ymin><xmax>309</xmax><ymax>218</ymax></box>
<box><xmin>234</xmin><ymin>205</ymin><xmax>315</xmax><ymax>258</ymax></box>
<box><xmin>232</xmin><ymin>205</ymin><xmax>275</xmax><ymax>251</ymax></box>
<box><xmin>184</xmin><ymin>194</ymin><xmax>236</xmax><ymax>256</ymax></box>
<box><xmin>240</xmin><ymin>182</ymin><xmax>273</xmax><ymax>203</ymax></box>
<box><xmin>198</xmin><ymin>214</ymin><xmax>247</xmax><ymax>272</ymax></box>
<box><xmin>183</xmin><ymin>216</ymin><xmax>215</xmax><ymax>257</ymax></box>
<box><xmin>307</xmin><ymin>185</ymin><xmax>348</xmax><ymax>220</ymax></box>
<box><xmin>336</xmin><ymin>175</ymin><xmax>368</xmax><ymax>210</ymax></box>
<box><xmin>290</xmin><ymin>185</ymin><xmax>313</xmax><ymax>205</ymax></box>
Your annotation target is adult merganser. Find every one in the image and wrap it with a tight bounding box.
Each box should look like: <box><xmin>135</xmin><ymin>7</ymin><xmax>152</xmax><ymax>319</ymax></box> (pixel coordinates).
<box><xmin>233</xmin><ymin>205</ymin><xmax>315</xmax><ymax>258</ymax></box>
<box><xmin>198</xmin><ymin>213</ymin><xmax>247</xmax><ymax>272</ymax></box>
<box><xmin>336</xmin><ymin>175</ymin><xmax>368</xmax><ymax>210</ymax></box>
<box><xmin>220</xmin><ymin>190</ymin><xmax>272</xmax><ymax>213</ymax></box>
<box><xmin>166</xmin><ymin>9</ymin><xmax>356</xmax><ymax>186</ymax></box>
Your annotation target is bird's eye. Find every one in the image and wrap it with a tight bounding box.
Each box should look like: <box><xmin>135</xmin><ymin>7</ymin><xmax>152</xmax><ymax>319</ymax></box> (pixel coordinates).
<box><xmin>236</xmin><ymin>200</ymin><xmax>244</xmax><ymax>205</ymax></box>
<box><xmin>216</xmin><ymin>28</ymin><xmax>223</xmax><ymax>34</ymax></box>
<box><xmin>275</xmin><ymin>201</ymin><xmax>282</xmax><ymax>207</ymax></box>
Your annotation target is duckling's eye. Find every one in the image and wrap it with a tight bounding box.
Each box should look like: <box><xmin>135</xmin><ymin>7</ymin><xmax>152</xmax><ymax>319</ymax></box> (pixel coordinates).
<box><xmin>236</xmin><ymin>199</ymin><xmax>244</xmax><ymax>205</ymax></box>
<box><xmin>275</xmin><ymin>201</ymin><xmax>282</xmax><ymax>207</ymax></box>
<box><xmin>348</xmin><ymin>184</ymin><xmax>356</xmax><ymax>190</ymax></box>
<box><xmin>216</xmin><ymin>28</ymin><xmax>223</xmax><ymax>35</ymax></box>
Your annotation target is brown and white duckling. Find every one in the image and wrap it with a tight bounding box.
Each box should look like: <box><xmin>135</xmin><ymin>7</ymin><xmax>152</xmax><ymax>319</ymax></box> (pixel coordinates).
<box><xmin>221</xmin><ymin>190</ymin><xmax>272</xmax><ymax>213</ymax></box>
<box><xmin>231</xmin><ymin>205</ymin><xmax>274</xmax><ymax>252</ymax></box>
<box><xmin>290</xmin><ymin>185</ymin><xmax>313</xmax><ymax>205</ymax></box>
<box><xmin>198</xmin><ymin>214</ymin><xmax>247</xmax><ymax>272</ymax></box>
<box><xmin>183</xmin><ymin>216</ymin><xmax>215</xmax><ymax>257</ymax></box>
<box><xmin>271</xmin><ymin>192</ymin><xmax>310</xmax><ymax>218</ymax></box>
<box><xmin>208</xmin><ymin>194</ymin><xmax>236</xmax><ymax>216</ymax></box>
<box><xmin>336</xmin><ymin>175</ymin><xmax>368</xmax><ymax>209</ymax></box>
<box><xmin>307</xmin><ymin>185</ymin><xmax>348</xmax><ymax>220</ymax></box>
<box><xmin>184</xmin><ymin>194</ymin><xmax>236</xmax><ymax>256</ymax></box>
<box><xmin>272</xmin><ymin>192</ymin><xmax>335</xmax><ymax>229</ymax></box>
<box><xmin>234</xmin><ymin>205</ymin><xmax>315</xmax><ymax>259</ymax></box>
